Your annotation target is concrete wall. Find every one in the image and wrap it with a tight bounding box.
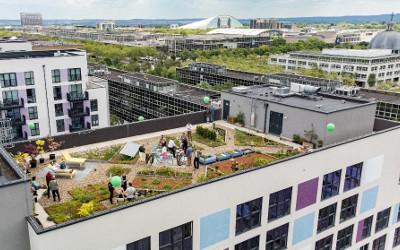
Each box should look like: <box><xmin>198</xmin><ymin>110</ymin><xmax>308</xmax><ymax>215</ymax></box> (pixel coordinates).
<box><xmin>28</xmin><ymin>126</ymin><xmax>400</xmax><ymax>250</ymax></box>
<box><xmin>222</xmin><ymin>92</ymin><xmax>376</xmax><ymax>146</ymax></box>
<box><xmin>0</xmin><ymin>181</ymin><xmax>32</xmax><ymax>250</ymax></box>
<box><xmin>0</xmin><ymin>42</ymin><xmax>33</xmax><ymax>52</ymax></box>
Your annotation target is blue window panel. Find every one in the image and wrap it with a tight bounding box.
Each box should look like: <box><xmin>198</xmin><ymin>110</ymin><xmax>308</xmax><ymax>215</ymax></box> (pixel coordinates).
<box><xmin>360</xmin><ymin>186</ymin><xmax>379</xmax><ymax>213</ymax></box>
<box><xmin>292</xmin><ymin>212</ymin><xmax>315</xmax><ymax>245</ymax></box>
<box><xmin>200</xmin><ymin>209</ymin><xmax>231</xmax><ymax>249</ymax></box>
<box><xmin>392</xmin><ymin>203</ymin><xmax>400</xmax><ymax>225</ymax></box>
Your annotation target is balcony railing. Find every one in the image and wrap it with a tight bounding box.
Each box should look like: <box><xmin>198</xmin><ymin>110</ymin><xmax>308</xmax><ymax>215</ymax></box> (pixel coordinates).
<box><xmin>69</xmin><ymin>121</ymin><xmax>91</xmax><ymax>133</ymax></box>
<box><xmin>0</xmin><ymin>98</ymin><xmax>24</xmax><ymax>110</ymax></box>
<box><xmin>68</xmin><ymin>107</ymin><xmax>90</xmax><ymax>118</ymax></box>
<box><xmin>67</xmin><ymin>91</ymin><xmax>89</xmax><ymax>102</ymax></box>
<box><xmin>9</xmin><ymin>115</ymin><xmax>26</xmax><ymax>126</ymax></box>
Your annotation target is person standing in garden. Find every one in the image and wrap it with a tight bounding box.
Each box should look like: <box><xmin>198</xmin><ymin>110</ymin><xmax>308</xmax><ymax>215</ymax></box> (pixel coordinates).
<box><xmin>121</xmin><ymin>175</ymin><xmax>127</xmax><ymax>191</ymax></box>
<box><xmin>194</xmin><ymin>150</ymin><xmax>201</xmax><ymax>169</ymax></box>
<box><xmin>45</xmin><ymin>171</ymin><xmax>54</xmax><ymax>199</ymax></box>
<box><xmin>186</xmin><ymin>123</ymin><xmax>192</xmax><ymax>141</ymax></box>
<box><xmin>49</xmin><ymin>177</ymin><xmax>60</xmax><ymax>202</ymax></box>
<box><xmin>186</xmin><ymin>146</ymin><xmax>193</xmax><ymax>167</ymax></box>
<box><xmin>108</xmin><ymin>181</ymin><xmax>115</xmax><ymax>204</ymax></box>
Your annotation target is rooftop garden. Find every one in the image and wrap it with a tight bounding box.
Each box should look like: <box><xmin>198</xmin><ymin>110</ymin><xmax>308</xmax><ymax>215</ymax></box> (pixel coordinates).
<box><xmin>234</xmin><ymin>129</ymin><xmax>282</xmax><ymax>147</ymax></box>
<box><xmin>192</xmin><ymin>125</ymin><xmax>226</xmax><ymax>147</ymax></box>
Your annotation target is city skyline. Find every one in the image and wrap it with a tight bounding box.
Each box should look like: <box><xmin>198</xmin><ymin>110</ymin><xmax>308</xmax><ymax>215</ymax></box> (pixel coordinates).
<box><xmin>0</xmin><ymin>0</ymin><xmax>399</xmax><ymax>20</ymax></box>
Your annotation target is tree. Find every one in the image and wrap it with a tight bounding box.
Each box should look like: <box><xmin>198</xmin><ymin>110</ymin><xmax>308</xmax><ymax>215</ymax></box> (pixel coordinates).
<box><xmin>367</xmin><ymin>74</ymin><xmax>377</xmax><ymax>87</ymax></box>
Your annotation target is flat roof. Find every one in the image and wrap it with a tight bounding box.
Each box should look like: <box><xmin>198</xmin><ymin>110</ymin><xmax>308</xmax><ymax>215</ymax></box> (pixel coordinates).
<box><xmin>359</xmin><ymin>89</ymin><xmax>400</xmax><ymax>105</ymax></box>
<box><xmin>0</xmin><ymin>49</ymin><xmax>84</xmax><ymax>60</ymax></box>
<box><xmin>224</xmin><ymin>85</ymin><xmax>373</xmax><ymax>113</ymax></box>
<box><xmin>288</xmin><ymin>49</ymin><xmax>400</xmax><ymax>59</ymax></box>
<box><xmin>91</xmin><ymin>66</ymin><xmax>220</xmax><ymax>105</ymax></box>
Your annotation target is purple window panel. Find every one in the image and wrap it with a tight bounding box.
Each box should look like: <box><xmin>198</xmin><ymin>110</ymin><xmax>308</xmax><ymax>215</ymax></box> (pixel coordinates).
<box><xmin>16</xmin><ymin>72</ymin><xmax>25</xmax><ymax>86</ymax></box>
<box><xmin>296</xmin><ymin>177</ymin><xmax>319</xmax><ymax>211</ymax></box>
<box><xmin>61</xmin><ymin>85</ymin><xmax>69</xmax><ymax>99</ymax></box>
<box><xmin>60</xmin><ymin>69</ymin><xmax>68</xmax><ymax>82</ymax></box>
<box><xmin>17</xmin><ymin>89</ymin><xmax>27</xmax><ymax>104</ymax></box>
<box><xmin>356</xmin><ymin>219</ymin><xmax>364</xmax><ymax>242</ymax></box>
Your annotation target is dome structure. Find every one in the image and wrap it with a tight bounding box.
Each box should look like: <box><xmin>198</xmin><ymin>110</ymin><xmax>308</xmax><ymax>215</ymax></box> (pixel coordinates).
<box><xmin>369</xmin><ymin>15</ymin><xmax>400</xmax><ymax>50</ymax></box>
<box><xmin>179</xmin><ymin>15</ymin><xmax>243</xmax><ymax>30</ymax></box>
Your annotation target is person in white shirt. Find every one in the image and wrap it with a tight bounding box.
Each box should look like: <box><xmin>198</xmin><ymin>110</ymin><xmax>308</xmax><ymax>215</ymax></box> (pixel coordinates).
<box><xmin>186</xmin><ymin>123</ymin><xmax>193</xmax><ymax>141</ymax></box>
<box><xmin>124</xmin><ymin>182</ymin><xmax>136</xmax><ymax>202</ymax></box>
<box><xmin>167</xmin><ymin>139</ymin><xmax>177</xmax><ymax>158</ymax></box>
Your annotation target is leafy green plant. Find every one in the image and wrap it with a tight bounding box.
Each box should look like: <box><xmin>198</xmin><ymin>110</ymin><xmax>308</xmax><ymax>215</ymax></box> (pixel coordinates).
<box><xmin>152</xmin><ymin>179</ymin><xmax>161</xmax><ymax>185</ymax></box>
<box><xmin>69</xmin><ymin>188</ymin><xmax>94</xmax><ymax>203</ymax></box>
<box><xmin>106</xmin><ymin>165</ymin><xmax>130</xmax><ymax>177</ymax></box>
<box><xmin>163</xmin><ymin>185</ymin><xmax>172</xmax><ymax>191</ymax></box>
<box><xmin>77</xmin><ymin>201</ymin><xmax>95</xmax><ymax>217</ymax></box>
<box><xmin>254</xmin><ymin>158</ymin><xmax>273</xmax><ymax>167</ymax></box>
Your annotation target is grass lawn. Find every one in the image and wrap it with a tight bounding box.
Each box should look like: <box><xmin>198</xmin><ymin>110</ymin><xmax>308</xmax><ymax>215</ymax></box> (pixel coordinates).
<box><xmin>192</xmin><ymin>133</ymin><xmax>225</xmax><ymax>147</ymax></box>
<box><xmin>234</xmin><ymin>129</ymin><xmax>281</xmax><ymax>147</ymax></box>
<box><xmin>71</xmin><ymin>145</ymin><xmax>122</xmax><ymax>161</ymax></box>
<box><xmin>110</xmin><ymin>153</ymin><xmax>139</xmax><ymax>164</ymax></box>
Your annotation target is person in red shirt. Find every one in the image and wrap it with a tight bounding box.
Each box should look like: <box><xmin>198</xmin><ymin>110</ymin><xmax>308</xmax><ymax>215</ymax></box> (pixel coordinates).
<box><xmin>45</xmin><ymin>171</ymin><xmax>54</xmax><ymax>199</ymax></box>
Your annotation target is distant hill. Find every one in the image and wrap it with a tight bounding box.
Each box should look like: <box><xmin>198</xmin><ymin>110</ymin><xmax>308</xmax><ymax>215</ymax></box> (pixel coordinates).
<box><xmin>0</xmin><ymin>13</ymin><xmax>398</xmax><ymax>27</ymax></box>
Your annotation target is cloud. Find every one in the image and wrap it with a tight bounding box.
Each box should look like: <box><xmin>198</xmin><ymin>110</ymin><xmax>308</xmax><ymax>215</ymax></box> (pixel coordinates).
<box><xmin>0</xmin><ymin>0</ymin><xmax>398</xmax><ymax>19</ymax></box>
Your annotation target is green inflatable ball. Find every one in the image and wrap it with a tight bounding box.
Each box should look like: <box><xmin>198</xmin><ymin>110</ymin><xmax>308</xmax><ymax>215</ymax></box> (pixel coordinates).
<box><xmin>28</xmin><ymin>122</ymin><xmax>35</xmax><ymax>129</ymax></box>
<box><xmin>138</xmin><ymin>116</ymin><xmax>145</xmax><ymax>122</ymax></box>
<box><xmin>111</xmin><ymin>176</ymin><xmax>122</xmax><ymax>187</ymax></box>
<box><xmin>203</xmin><ymin>96</ymin><xmax>210</xmax><ymax>104</ymax></box>
<box><xmin>326</xmin><ymin>123</ymin><xmax>336</xmax><ymax>133</ymax></box>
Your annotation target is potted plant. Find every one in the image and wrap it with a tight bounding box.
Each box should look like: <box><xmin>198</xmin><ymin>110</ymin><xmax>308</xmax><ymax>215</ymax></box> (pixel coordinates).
<box><xmin>23</xmin><ymin>144</ymin><xmax>38</xmax><ymax>168</ymax></box>
<box><xmin>35</xmin><ymin>140</ymin><xmax>46</xmax><ymax>163</ymax></box>
<box><xmin>47</xmin><ymin>137</ymin><xmax>62</xmax><ymax>160</ymax></box>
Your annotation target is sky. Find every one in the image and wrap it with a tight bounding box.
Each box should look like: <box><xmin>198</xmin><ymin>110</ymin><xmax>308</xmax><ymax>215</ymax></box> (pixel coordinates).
<box><xmin>0</xmin><ymin>0</ymin><xmax>399</xmax><ymax>19</ymax></box>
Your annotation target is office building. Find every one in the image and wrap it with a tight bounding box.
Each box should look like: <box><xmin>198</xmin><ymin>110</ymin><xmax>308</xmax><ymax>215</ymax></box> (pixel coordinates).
<box><xmin>269</xmin><ymin>49</ymin><xmax>400</xmax><ymax>87</ymax></box>
<box><xmin>250</xmin><ymin>18</ymin><xmax>292</xmax><ymax>30</ymax></box>
<box><xmin>177</xmin><ymin>62</ymin><xmax>341</xmax><ymax>91</ymax></box>
<box><xmin>335</xmin><ymin>29</ymin><xmax>382</xmax><ymax>45</ymax></box>
<box><xmin>90</xmin><ymin>66</ymin><xmax>219</xmax><ymax>122</ymax></box>
<box><xmin>0</xmin><ymin>49</ymin><xmax>109</xmax><ymax>142</ymax></box>
<box><xmin>221</xmin><ymin>84</ymin><xmax>376</xmax><ymax>145</ymax></box>
<box><xmin>20</xmin><ymin>13</ymin><xmax>43</xmax><ymax>26</ymax></box>
<box><xmin>97</xmin><ymin>21</ymin><xmax>116</xmax><ymax>32</ymax></box>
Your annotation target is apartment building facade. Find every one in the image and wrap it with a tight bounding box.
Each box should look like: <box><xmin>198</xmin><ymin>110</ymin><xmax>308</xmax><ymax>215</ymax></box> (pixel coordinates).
<box><xmin>0</xmin><ymin>49</ymin><xmax>109</xmax><ymax>141</ymax></box>
<box><xmin>26</xmin><ymin>125</ymin><xmax>400</xmax><ymax>250</ymax></box>
<box><xmin>269</xmin><ymin>49</ymin><xmax>400</xmax><ymax>87</ymax></box>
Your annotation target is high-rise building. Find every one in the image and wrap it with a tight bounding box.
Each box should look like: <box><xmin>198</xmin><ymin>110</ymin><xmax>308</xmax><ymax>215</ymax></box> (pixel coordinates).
<box><xmin>0</xmin><ymin>49</ymin><xmax>109</xmax><ymax>141</ymax></box>
<box><xmin>20</xmin><ymin>13</ymin><xmax>43</xmax><ymax>26</ymax></box>
<box><xmin>250</xmin><ymin>18</ymin><xmax>292</xmax><ymax>30</ymax></box>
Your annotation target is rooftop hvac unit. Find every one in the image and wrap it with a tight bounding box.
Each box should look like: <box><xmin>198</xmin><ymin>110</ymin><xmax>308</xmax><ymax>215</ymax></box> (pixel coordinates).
<box><xmin>232</xmin><ymin>86</ymin><xmax>250</xmax><ymax>93</ymax></box>
<box><xmin>272</xmin><ymin>87</ymin><xmax>290</xmax><ymax>96</ymax></box>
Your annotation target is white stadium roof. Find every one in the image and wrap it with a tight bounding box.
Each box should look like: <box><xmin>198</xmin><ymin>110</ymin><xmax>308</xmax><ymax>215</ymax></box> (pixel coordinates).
<box><xmin>179</xmin><ymin>15</ymin><xmax>243</xmax><ymax>30</ymax></box>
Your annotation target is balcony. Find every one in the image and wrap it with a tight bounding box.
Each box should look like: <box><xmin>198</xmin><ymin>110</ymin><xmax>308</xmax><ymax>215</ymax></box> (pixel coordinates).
<box><xmin>67</xmin><ymin>91</ymin><xmax>89</xmax><ymax>102</ymax></box>
<box><xmin>0</xmin><ymin>98</ymin><xmax>24</xmax><ymax>110</ymax></box>
<box><xmin>68</xmin><ymin>107</ymin><xmax>90</xmax><ymax>118</ymax></box>
<box><xmin>69</xmin><ymin>122</ymin><xmax>91</xmax><ymax>133</ymax></box>
<box><xmin>9</xmin><ymin>115</ymin><xmax>26</xmax><ymax>126</ymax></box>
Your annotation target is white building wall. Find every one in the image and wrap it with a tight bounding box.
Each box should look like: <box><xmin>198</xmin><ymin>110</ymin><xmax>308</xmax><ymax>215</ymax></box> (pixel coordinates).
<box><xmin>28</xmin><ymin>127</ymin><xmax>400</xmax><ymax>250</ymax></box>
<box><xmin>88</xmin><ymin>85</ymin><xmax>110</xmax><ymax>129</ymax></box>
<box><xmin>0</xmin><ymin>41</ymin><xmax>33</xmax><ymax>52</ymax></box>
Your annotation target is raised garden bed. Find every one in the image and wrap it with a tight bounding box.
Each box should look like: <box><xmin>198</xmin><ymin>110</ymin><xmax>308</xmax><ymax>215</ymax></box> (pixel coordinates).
<box><xmin>136</xmin><ymin>167</ymin><xmax>193</xmax><ymax>179</ymax></box>
<box><xmin>234</xmin><ymin>129</ymin><xmax>282</xmax><ymax>147</ymax></box>
<box><xmin>109</xmin><ymin>154</ymin><xmax>139</xmax><ymax>164</ymax></box>
<box><xmin>71</xmin><ymin>145</ymin><xmax>122</xmax><ymax>161</ymax></box>
<box><xmin>216</xmin><ymin>153</ymin><xmax>231</xmax><ymax>161</ymax></box>
<box><xmin>227</xmin><ymin>149</ymin><xmax>244</xmax><ymax>158</ymax></box>
<box><xmin>132</xmin><ymin>176</ymin><xmax>192</xmax><ymax>191</ymax></box>
<box><xmin>199</xmin><ymin>155</ymin><xmax>217</xmax><ymax>165</ymax></box>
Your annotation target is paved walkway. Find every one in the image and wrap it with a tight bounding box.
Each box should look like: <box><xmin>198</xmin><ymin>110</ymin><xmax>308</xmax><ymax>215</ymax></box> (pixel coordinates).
<box><xmin>34</xmin><ymin>189</ymin><xmax>56</xmax><ymax>228</ymax></box>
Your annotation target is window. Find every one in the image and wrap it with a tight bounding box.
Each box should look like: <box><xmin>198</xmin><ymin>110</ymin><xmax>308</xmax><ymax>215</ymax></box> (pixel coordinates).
<box><xmin>235</xmin><ymin>235</ymin><xmax>260</xmax><ymax>250</ymax></box>
<box><xmin>268</xmin><ymin>187</ymin><xmax>292</xmax><ymax>221</ymax></box>
<box><xmin>90</xmin><ymin>99</ymin><xmax>98</xmax><ymax>112</ymax></box>
<box><xmin>321</xmin><ymin>170</ymin><xmax>341</xmax><ymax>200</ymax></box>
<box><xmin>91</xmin><ymin>114</ymin><xmax>99</xmax><ymax>127</ymax></box>
<box><xmin>127</xmin><ymin>236</ymin><xmax>150</xmax><ymax>250</ymax></box>
<box><xmin>53</xmin><ymin>86</ymin><xmax>62</xmax><ymax>100</ymax></box>
<box><xmin>26</xmin><ymin>89</ymin><xmax>36</xmax><ymax>103</ymax></box>
<box><xmin>30</xmin><ymin>123</ymin><xmax>40</xmax><ymax>136</ymax></box>
<box><xmin>344</xmin><ymin>163</ymin><xmax>363</xmax><ymax>191</ymax></box>
<box><xmin>315</xmin><ymin>235</ymin><xmax>333</xmax><ymax>250</ymax></box>
<box><xmin>56</xmin><ymin>119</ymin><xmax>65</xmax><ymax>133</ymax></box>
<box><xmin>340</xmin><ymin>195</ymin><xmax>358</xmax><ymax>222</ymax></box>
<box><xmin>0</xmin><ymin>73</ymin><xmax>17</xmax><ymax>87</ymax></box>
<box><xmin>28</xmin><ymin>107</ymin><xmax>38</xmax><ymax>120</ymax></box>
<box><xmin>69</xmin><ymin>84</ymin><xmax>83</xmax><ymax>98</ymax></box>
<box><xmin>394</xmin><ymin>227</ymin><xmax>400</xmax><ymax>247</ymax></box>
<box><xmin>359</xmin><ymin>244</ymin><xmax>369</xmax><ymax>250</ymax></box>
<box><xmin>318</xmin><ymin>203</ymin><xmax>337</xmax><ymax>233</ymax></box>
<box><xmin>376</xmin><ymin>208</ymin><xmax>391</xmax><ymax>232</ymax></box>
<box><xmin>55</xmin><ymin>104</ymin><xmax>64</xmax><ymax>117</ymax></box>
<box><xmin>362</xmin><ymin>216</ymin><xmax>374</xmax><ymax>240</ymax></box>
<box><xmin>52</xmin><ymin>69</ymin><xmax>61</xmax><ymax>83</ymax></box>
<box><xmin>336</xmin><ymin>225</ymin><xmax>354</xmax><ymax>250</ymax></box>
<box><xmin>266</xmin><ymin>223</ymin><xmax>289</xmax><ymax>250</ymax></box>
<box><xmin>24</xmin><ymin>71</ymin><xmax>34</xmax><ymax>85</ymax></box>
<box><xmin>397</xmin><ymin>206</ymin><xmax>400</xmax><ymax>223</ymax></box>
<box><xmin>159</xmin><ymin>222</ymin><xmax>192</xmax><ymax>250</ymax></box>
<box><xmin>236</xmin><ymin>197</ymin><xmax>262</xmax><ymax>235</ymax></box>
<box><xmin>68</xmin><ymin>68</ymin><xmax>82</xmax><ymax>81</ymax></box>
<box><xmin>2</xmin><ymin>90</ymin><xmax>18</xmax><ymax>104</ymax></box>
<box><xmin>372</xmin><ymin>235</ymin><xmax>386</xmax><ymax>250</ymax></box>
